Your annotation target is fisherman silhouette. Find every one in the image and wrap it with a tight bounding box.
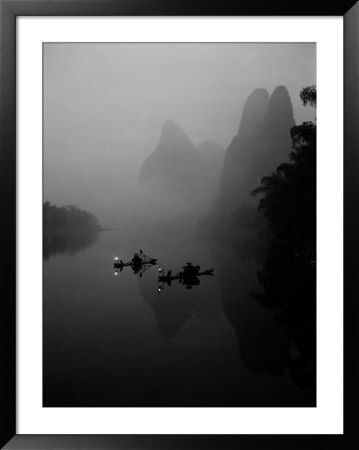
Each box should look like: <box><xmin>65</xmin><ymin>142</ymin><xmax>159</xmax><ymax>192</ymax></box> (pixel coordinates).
<box><xmin>132</xmin><ymin>254</ymin><xmax>142</xmax><ymax>266</ymax></box>
<box><xmin>183</xmin><ymin>272</ymin><xmax>200</xmax><ymax>289</ymax></box>
<box><xmin>182</xmin><ymin>262</ymin><xmax>200</xmax><ymax>278</ymax></box>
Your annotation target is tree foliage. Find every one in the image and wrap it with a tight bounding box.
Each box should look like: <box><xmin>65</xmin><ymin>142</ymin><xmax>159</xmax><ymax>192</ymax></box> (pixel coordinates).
<box><xmin>43</xmin><ymin>201</ymin><xmax>101</xmax><ymax>231</ymax></box>
<box><xmin>299</xmin><ymin>85</ymin><xmax>316</xmax><ymax>108</ymax></box>
<box><xmin>251</xmin><ymin>86</ymin><xmax>316</xmax><ymax>260</ymax></box>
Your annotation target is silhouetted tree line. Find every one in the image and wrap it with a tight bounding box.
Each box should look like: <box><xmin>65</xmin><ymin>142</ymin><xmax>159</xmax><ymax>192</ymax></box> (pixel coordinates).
<box><xmin>250</xmin><ymin>86</ymin><xmax>316</xmax><ymax>262</ymax></box>
<box><xmin>43</xmin><ymin>201</ymin><xmax>101</xmax><ymax>231</ymax></box>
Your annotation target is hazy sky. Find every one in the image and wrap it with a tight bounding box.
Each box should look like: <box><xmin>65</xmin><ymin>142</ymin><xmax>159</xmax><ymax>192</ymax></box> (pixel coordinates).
<box><xmin>44</xmin><ymin>43</ymin><xmax>316</xmax><ymax>225</ymax></box>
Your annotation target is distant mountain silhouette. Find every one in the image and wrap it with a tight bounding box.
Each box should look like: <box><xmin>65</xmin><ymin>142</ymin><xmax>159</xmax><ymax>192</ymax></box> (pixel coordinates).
<box><xmin>211</xmin><ymin>86</ymin><xmax>295</xmax><ymax>216</ymax></box>
<box><xmin>196</xmin><ymin>140</ymin><xmax>224</xmax><ymax>200</ymax></box>
<box><xmin>139</xmin><ymin>120</ymin><xmax>202</xmax><ymax>201</ymax></box>
<box><xmin>260</xmin><ymin>86</ymin><xmax>296</xmax><ymax>177</ymax></box>
<box><xmin>139</xmin><ymin>120</ymin><xmax>224</xmax><ymax>205</ymax></box>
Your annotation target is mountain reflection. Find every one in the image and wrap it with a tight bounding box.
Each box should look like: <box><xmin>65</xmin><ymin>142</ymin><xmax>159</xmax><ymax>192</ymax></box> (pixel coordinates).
<box><xmin>253</xmin><ymin>240</ymin><xmax>316</xmax><ymax>390</ymax></box>
<box><xmin>211</xmin><ymin>234</ymin><xmax>315</xmax><ymax>394</ymax></box>
<box><xmin>140</xmin><ymin>284</ymin><xmax>198</xmax><ymax>339</ymax></box>
<box><xmin>43</xmin><ymin>230</ymin><xmax>100</xmax><ymax>260</ymax></box>
<box><xmin>138</xmin><ymin>263</ymin><xmax>221</xmax><ymax>339</ymax></box>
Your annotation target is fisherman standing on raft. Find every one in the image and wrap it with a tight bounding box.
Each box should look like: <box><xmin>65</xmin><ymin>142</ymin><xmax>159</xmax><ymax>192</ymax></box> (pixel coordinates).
<box><xmin>181</xmin><ymin>262</ymin><xmax>200</xmax><ymax>278</ymax></box>
<box><xmin>132</xmin><ymin>253</ymin><xmax>142</xmax><ymax>266</ymax></box>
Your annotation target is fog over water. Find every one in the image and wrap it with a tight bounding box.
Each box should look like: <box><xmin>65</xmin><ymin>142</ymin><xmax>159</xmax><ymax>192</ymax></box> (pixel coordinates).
<box><xmin>44</xmin><ymin>43</ymin><xmax>315</xmax><ymax>227</ymax></box>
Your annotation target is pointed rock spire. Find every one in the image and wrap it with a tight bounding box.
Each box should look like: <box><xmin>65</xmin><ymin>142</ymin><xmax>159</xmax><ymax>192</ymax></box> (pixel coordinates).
<box><xmin>138</xmin><ymin>120</ymin><xmax>201</xmax><ymax>199</ymax></box>
<box><xmin>210</xmin><ymin>86</ymin><xmax>295</xmax><ymax>216</ymax></box>
<box><xmin>238</xmin><ymin>88</ymin><xmax>269</xmax><ymax>136</ymax></box>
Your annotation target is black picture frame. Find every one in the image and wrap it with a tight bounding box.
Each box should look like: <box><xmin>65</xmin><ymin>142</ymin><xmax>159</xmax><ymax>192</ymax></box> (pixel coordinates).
<box><xmin>1</xmin><ymin>1</ymin><xmax>358</xmax><ymax>448</ymax></box>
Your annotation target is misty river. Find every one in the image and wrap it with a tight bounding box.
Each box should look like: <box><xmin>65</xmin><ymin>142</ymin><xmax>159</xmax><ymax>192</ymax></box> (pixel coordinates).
<box><xmin>43</xmin><ymin>221</ymin><xmax>315</xmax><ymax>408</ymax></box>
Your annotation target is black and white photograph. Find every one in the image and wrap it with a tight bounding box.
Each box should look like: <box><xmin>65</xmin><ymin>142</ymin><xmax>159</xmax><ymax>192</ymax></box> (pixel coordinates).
<box><xmin>43</xmin><ymin>43</ymin><xmax>316</xmax><ymax>408</ymax></box>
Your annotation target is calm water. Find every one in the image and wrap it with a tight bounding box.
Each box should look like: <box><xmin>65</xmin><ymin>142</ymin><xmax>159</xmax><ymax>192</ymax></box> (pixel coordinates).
<box><xmin>43</xmin><ymin>223</ymin><xmax>315</xmax><ymax>407</ymax></box>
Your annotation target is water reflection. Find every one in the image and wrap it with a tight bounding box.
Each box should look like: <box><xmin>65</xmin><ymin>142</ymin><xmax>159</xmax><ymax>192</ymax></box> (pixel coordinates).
<box><xmin>211</xmin><ymin>234</ymin><xmax>315</xmax><ymax>395</ymax></box>
<box><xmin>211</xmin><ymin>243</ymin><xmax>277</xmax><ymax>374</ymax></box>
<box><xmin>138</xmin><ymin>260</ymin><xmax>220</xmax><ymax>339</ymax></box>
<box><xmin>43</xmin><ymin>228</ymin><xmax>315</xmax><ymax>406</ymax></box>
<box><xmin>43</xmin><ymin>230</ymin><xmax>99</xmax><ymax>260</ymax></box>
<box><xmin>253</xmin><ymin>240</ymin><xmax>316</xmax><ymax>390</ymax></box>
<box><xmin>114</xmin><ymin>263</ymin><xmax>157</xmax><ymax>278</ymax></box>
